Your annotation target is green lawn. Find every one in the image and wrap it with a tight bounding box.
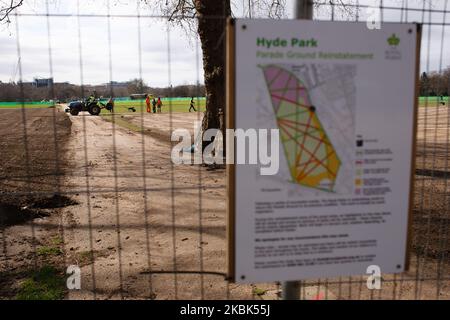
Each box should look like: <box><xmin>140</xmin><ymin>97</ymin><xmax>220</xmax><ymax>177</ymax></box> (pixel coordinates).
<box><xmin>0</xmin><ymin>102</ymin><xmax>54</xmax><ymax>109</ymax></box>
<box><xmin>419</xmin><ymin>96</ymin><xmax>448</xmax><ymax>107</ymax></box>
<box><xmin>1</xmin><ymin>97</ymin><xmax>446</xmax><ymax>111</ymax></box>
<box><xmin>0</xmin><ymin>98</ymin><xmax>206</xmax><ymax>113</ymax></box>
<box><xmin>110</xmin><ymin>98</ymin><xmax>206</xmax><ymax>114</ymax></box>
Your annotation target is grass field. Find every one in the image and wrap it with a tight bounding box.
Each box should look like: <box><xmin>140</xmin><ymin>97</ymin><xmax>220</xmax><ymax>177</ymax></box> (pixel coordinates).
<box><xmin>0</xmin><ymin>102</ymin><xmax>54</xmax><ymax>109</ymax></box>
<box><xmin>110</xmin><ymin>98</ymin><xmax>206</xmax><ymax>113</ymax></box>
<box><xmin>419</xmin><ymin>96</ymin><xmax>448</xmax><ymax>107</ymax></box>
<box><xmin>0</xmin><ymin>97</ymin><xmax>206</xmax><ymax>113</ymax></box>
<box><xmin>0</xmin><ymin>97</ymin><xmax>446</xmax><ymax>110</ymax></box>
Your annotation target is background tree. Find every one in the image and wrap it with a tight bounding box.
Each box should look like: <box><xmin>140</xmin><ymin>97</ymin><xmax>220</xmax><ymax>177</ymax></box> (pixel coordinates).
<box><xmin>1</xmin><ymin>0</ymin><xmax>285</xmax><ymax>139</ymax></box>
<box><xmin>0</xmin><ymin>0</ymin><xmax>23</xmax><ymax>23</ymax></box>
<box><xmin>443</xmin><ymin>67</ymin><xmax>450</xmax><ymax>96</ymax></box>
<box><xmin>3</xmin><ymin>1</ymin><xmax>443</xmax><ymax>126</ymax></box>
<box><xmin>156</xmin><ymin>0</ymin><xmax>286</xmax><ymax>144</ymax></box>
<box><xmin>420</xmin><ymin>72</ymin><xmax>429</xmax><ymax>96</ymax></box>
<box><xmin>127</xmin><ymin>78</ymin><xmax>148</xmax><ymax>94</ymax></box>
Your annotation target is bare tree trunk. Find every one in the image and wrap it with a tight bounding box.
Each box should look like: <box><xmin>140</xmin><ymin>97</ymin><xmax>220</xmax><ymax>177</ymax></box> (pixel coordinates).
<box><xmin>195</xmin><ymin>0</ymin><xmax>231</xmax><ymax>148</ymax></box>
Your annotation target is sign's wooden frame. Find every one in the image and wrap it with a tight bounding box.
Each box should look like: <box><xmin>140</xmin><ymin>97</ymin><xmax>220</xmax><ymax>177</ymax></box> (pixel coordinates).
<box><xmin>405</xmin><ymin>24</ymin><xmax>422</xmax><ymax>270</ymax></box>
<box><xmin>226</xmin><ymin>18</ymin><xmax>236</xmax><ymax>281</ymax></box>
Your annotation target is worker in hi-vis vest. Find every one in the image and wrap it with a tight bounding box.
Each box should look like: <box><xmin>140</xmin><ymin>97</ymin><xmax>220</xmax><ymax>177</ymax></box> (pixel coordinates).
<box><xmin>145</xmin><ymin>94</ymin><xmax>151</xmax><ymax>113</ymax></box>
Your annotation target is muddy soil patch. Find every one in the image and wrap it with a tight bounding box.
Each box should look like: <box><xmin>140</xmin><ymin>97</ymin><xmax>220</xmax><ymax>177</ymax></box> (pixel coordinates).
<box><xmin>0</xmin><ymin>203</ymin><xmax>48</xmax><ymax>227</ymax></box>
<box><xmin>0</xmin><ymin>193</ymin><xmax>78</xmax><ymax>227</ymax></box>
<box><xmin>31</xmin><ymin>194</ymin><xmax>78</xmax><ymax>209</ymax></box>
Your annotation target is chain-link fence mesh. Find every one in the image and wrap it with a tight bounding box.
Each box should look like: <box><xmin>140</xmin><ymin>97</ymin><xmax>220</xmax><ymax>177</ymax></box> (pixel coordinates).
<box><xmin>0</xmin><ymin>0</ymin><xmax>449</xmax><ymax>300</ymax></box>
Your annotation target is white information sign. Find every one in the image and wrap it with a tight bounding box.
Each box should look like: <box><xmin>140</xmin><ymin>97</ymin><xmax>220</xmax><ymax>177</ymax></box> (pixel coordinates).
<box><xmin>227</xmin><ymin>19</ymin><xmax>420</xmax><ymax>283</ymax></box>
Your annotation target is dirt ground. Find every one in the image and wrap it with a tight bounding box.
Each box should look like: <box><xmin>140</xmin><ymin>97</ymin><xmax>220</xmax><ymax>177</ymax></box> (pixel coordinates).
<box><xmin>0</xmin><ymin>107</ymin><xmax>73</xmax><ymax>298</ymax></box>
<box><xmin>59</xmin><ymin>111</ymin><xmax>251</xmax><ymax>299</ymax></box>
<box><xmin>1</xmin><ymin>106</ymin><xmax>449</xmax><ymax>300</ymax></box>
<box><xmin>414</xmin><ymin>107</ymin><xmax>450</xmax><ymax>267</ymax></box>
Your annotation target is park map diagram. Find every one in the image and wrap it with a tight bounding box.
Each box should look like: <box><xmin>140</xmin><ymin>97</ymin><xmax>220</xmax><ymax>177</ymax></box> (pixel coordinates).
<box><xmin>259</xmin><ymin>64</ymin><xmax>356</xmax><ymax>194</ymax></box>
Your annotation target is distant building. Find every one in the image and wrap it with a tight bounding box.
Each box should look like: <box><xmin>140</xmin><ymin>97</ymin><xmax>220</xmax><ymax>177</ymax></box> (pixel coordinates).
<box><xmin>104</xmin><ymin>81</ymin><xmax>129</xmax><ymax>88</ymax></box>
<box><xmin>33</xmin><ymin>78</ymin><xmax>53</xmax><ymax>88</ymax></box>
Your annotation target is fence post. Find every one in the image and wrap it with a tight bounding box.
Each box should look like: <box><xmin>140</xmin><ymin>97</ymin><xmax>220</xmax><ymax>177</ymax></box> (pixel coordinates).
<box><xmin>281</xmin><ymin>0</ymin><xmax>314</xmax><ymax>301</ymax></box>
<box><xmin>295</xmin><ymin>0</ymin><xmax>313</xmax><ymax>20</ymax></box>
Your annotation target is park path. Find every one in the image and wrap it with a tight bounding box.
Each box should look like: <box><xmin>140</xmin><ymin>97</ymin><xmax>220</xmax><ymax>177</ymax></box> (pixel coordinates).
<box><xmin>62</xmin><ymin>110</ymin><xmax>450</xmax><ymax>300</ymax></box>
<box><xmin>61</xmin><ymin>111</ymin><xmax>257</xmax><ymax>299</ymax></box>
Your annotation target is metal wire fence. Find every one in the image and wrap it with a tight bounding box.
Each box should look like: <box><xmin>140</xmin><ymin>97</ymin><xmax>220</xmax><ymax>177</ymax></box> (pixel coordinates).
<box><xmin>0</xmin><ymin>0</ymin><xmax>449</xmax><ymax>300</ymax></box>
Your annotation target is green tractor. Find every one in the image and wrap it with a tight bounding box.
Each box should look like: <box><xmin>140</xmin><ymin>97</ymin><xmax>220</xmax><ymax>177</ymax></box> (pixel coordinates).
<box><xmin>67</xmin><ymin>97</ymin><xmax>114</xmax><ymax>116</ymax></box>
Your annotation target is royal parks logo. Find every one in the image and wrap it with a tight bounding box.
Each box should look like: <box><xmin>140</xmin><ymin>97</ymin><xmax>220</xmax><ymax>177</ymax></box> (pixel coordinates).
<box><xmin>387</xmin><ymin>33</ymin><xmax>400</xmax><ymax>46</ymax></box>
<box><xmin>385</xmin><ymin>33</ymin><xmax>402</xmax><ymax>60</ymax></box>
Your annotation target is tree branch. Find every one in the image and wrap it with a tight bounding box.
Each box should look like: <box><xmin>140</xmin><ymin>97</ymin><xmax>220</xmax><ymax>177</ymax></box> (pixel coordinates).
<box><xmin>0</xmin><ymin>0</ymin><xmax>23</xmax><ymax>23</ymax></box>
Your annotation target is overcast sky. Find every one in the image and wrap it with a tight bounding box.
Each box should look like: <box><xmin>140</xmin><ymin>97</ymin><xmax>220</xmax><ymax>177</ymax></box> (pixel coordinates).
<box><xmin>0</xmin><ymin>0</ymin><xmax>449</xmax><ymax>87</ymax></box>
